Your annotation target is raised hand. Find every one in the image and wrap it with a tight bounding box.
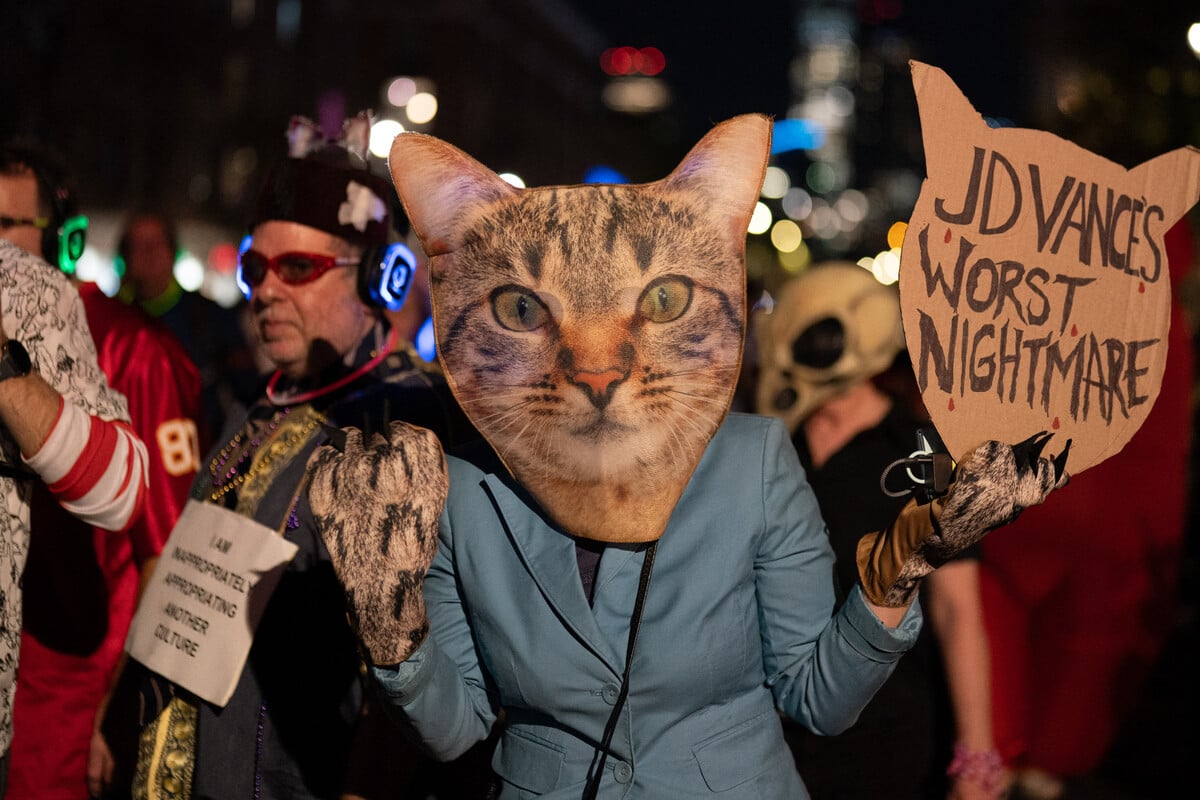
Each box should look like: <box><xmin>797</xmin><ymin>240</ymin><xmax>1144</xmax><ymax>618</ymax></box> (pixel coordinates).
<box><xmin>306</xmin><ymin>420</ymin><xmax>449</xmax><ymax>666</ymax></box>
<box><xmin>858</xmin><ymin>432</ymin><xmax>1070</xmax><ymax>607</ymax></box>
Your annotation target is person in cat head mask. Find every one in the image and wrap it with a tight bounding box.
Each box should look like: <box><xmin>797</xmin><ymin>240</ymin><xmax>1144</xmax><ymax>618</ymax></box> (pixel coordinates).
<box><xmin>306</xmin><ymin>116</ymin><xmax>1069</xmax><ymax>799</ymax></box>
<box><xmin>756</xmin><ymin>262</ymin><xmax>1003</xmax><ymax>799</ymax></box>
<box><xmin>111</xmin><ymin>112</ymin><xmax>474</xmax><ymax>800</ymax></box>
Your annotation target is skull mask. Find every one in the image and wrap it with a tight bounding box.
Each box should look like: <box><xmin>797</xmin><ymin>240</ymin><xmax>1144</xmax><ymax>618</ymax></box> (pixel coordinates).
<box><xmin>754</xmin><ymin>262</ymin><xmax>904</xmax><ymax>434</ymax></box>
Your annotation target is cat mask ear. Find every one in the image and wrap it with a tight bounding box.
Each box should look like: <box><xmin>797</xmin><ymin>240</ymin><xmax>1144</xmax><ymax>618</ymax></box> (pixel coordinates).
<box><xmin>388</xmin><ymin>133</ymin><xmax>518</xmax><ymax>257</ymax></box>
<box><xmin>391</xmin><ymin>117</ymin><xmax>773</xmax><ymax>543</ymax></box>
<box><xmin>661</xmin><ymin>114</ymin><xmax>773</xmax><ymax>243</ymax></box>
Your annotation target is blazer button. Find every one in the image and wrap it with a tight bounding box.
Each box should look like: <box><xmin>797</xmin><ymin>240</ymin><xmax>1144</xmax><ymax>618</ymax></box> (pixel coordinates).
<box><xmin>613</xmin><ymin>761</ymin><xmax>633</xmax><ymax>784</ymax></box>
<box><xmin>601</xmin><ymin>683</ymin><xmax>620</xmax><ymax>705</ymax></box>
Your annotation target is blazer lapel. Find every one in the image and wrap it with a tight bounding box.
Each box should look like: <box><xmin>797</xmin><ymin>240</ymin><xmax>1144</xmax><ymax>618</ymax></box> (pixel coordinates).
<box><xmin>481</xmin><ymin>474</ymin><xmax>623</xmax><ymax>674</ymax></box>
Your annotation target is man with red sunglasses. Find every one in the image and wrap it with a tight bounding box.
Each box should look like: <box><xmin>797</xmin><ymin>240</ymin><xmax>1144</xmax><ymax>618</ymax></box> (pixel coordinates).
<box><xmin>95</xmin><ymin>114</ymin><xmax>479</xmax><ymax>800</ymax></box>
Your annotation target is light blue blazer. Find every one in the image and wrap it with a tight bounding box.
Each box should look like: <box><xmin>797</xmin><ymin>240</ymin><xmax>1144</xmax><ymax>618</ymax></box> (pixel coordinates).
<box><xmin>373</xmin><ymin>413</ymin><xmax>921</xmax><ymax>798</ymax></box>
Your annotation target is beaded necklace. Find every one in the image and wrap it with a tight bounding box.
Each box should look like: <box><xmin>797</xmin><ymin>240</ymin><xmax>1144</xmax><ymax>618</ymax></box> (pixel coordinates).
<box><xmin>208</xmin><ymin>409</ymin><xmax>324</xmax><ymax>503</ymax></box>
<box><xmin>209</xmin><ymin>407</ymin><xmax>292</xmax><ymax>491</ymax></box>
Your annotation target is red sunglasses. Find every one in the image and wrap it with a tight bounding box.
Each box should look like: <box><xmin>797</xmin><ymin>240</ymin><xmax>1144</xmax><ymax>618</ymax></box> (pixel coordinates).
<box><xmin>239</xmin><ymin>249</ymin><xmax>358</xmax><ymax>288</ymax></box>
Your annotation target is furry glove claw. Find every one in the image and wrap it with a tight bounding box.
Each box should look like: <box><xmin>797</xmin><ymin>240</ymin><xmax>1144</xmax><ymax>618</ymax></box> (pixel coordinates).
<box><xmin>857</xmin><ymin>431</ymin><xmax>1070</xmax><ymax>607</ymax></box>
<box><xmin>306</xmin><ymin>421</ymin><xmax>449</xmax><ymax>666</ymax></box>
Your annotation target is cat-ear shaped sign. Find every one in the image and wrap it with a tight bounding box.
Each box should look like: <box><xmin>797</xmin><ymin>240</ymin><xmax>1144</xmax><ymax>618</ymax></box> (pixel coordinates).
<box><xmin>388</xmin><ymin>115</ymin><xmax>771</xmax><ymax>542</ymax></box>
<box><xmin>900</xmin><ymin>61</ymin><xmax>1200</xmax><ymax>474</ymax></box>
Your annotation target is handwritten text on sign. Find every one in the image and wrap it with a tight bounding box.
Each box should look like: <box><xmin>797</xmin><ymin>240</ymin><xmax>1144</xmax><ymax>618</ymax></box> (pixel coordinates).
<box><xmin>898</xmin><ymin>62</ymin><xmax>1200</xmax><ymax>473</ymax></box>
<box><xmin>125</xmin><ymin>500</ymin><xmax>297</xmax><ymax>707</ymax></box>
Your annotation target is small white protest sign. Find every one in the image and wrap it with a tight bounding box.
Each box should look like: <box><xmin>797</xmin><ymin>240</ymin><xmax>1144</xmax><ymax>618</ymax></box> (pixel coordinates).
<box><xmin>126</xmin><ymin>499</ymin><xmax>298</xmax><ymax>707</ymax></box>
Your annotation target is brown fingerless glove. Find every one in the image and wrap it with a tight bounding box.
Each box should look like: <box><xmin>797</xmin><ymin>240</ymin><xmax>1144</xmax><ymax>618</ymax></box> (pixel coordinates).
<box><xmin>857</xmin><ymin>432</ymin><xmax>1070</xmax><ymax>607</ymax></box>
<box><xmin>306</xmin><ymin>421</ymin><xmax>449</xmax><ymax>666</ymax></box>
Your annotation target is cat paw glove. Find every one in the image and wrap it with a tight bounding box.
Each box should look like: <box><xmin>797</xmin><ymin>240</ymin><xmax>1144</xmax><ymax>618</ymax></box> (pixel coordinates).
<box><xmin>857</xmin><ymin>431</ymin><xmax>1070</xmax><ymax>607</ymax></box>
<box><xmin>306</xmin><ymin>420</ymin><xmax>449</xmax><ymax>666</ymax></box>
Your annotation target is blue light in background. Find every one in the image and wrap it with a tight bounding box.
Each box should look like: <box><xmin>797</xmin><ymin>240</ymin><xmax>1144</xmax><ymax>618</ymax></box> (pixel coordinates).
<box><xmin>583</xmin><ymin>165</ymin><xmax>629</xmax><ymax>184</ymax></box>
<box><xmin>235</xmin><ymin>234</ymin><xmax>253</xmax><ymax>300</ymax></box>
<box><xmin>416</xmin><ymin>316</ymin><xmax>437</xmax><ymax>363</ymax></box>
<box><xmin>771</xmin><ymin>119</ymin><xmax>826</xmax><ymax>154</ymax></box>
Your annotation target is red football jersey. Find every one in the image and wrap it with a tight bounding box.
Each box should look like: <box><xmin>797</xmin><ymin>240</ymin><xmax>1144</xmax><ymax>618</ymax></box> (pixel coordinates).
<box><xmin>9</xmin><ymin>283</ymin><xmax>202</xmax><ymax>800</ymax></box>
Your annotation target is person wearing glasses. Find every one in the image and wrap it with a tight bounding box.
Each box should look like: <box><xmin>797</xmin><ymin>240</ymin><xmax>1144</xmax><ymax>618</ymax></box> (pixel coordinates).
<box><xmin>0</xmin><ymin>143</ymin><xmax>150</xmax><ymax>795</ymax></box>
<box><xmin>106</xmin><ymin>114</ymin><xmax>477</xmax><ymax>800</ymax></box>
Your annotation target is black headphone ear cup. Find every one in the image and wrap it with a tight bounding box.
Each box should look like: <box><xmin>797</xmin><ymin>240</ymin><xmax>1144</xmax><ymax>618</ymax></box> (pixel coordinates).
<box><xmin>358</xmin><ymin>246</ymin><xmax>385</xmax><ymax>307</ymax></box>
<box><xmin>42</xmin><ymin>226</ymin><xmax>61</xmax><ymax>269</ymax></box>
<box><xmin>358</xmin><ymin>243</ymin><xmax>416</xmax><ymax>312</ymax></box>
<box><xmin>43</xmin><ymin>186</ymin><xmax>70</xmax><ymax>270</ymax></box>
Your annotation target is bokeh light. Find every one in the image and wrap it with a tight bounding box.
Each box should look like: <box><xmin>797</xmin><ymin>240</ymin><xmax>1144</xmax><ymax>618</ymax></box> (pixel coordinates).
<box><xmin>369</xmin><ymin>119</ymin><xmax>405</xmax><ymax>158</ymax></box>
<box><xmin>601</xmin><ymin>46</ymin><xmax>666</xmax><ymax>76</ymax></box>
<box><xmin>498</xmin><ymin>172</ymin><xmax>526</xmax><ymax>188</ymax></box>
<box><xmin>770</xmin><ymin>219</ymin><xmax>803</xmax><ymax>252</ymax></box>
<box><xmin>208</xmin><ymin>241</ymin><xmax>240</xmax><ymax>274</ymax></box>
<box><xmin>748</xmin><ymin>202</ymin><xmax>773</xmax><ymax>234</ymax></box>
<box><xmin>868</xmin><ymin>246</ymin><xmax>902</xmax><ymax>285</ymax></box>
<box><xmin>406</xmin><ymin>92</ymin><xmax>438</xmax><ymax>124</ymax></box>
<box><xmin>583</xmin><ymin>165</ymin><xmax>629</xmax><ymax>184</ymax></box>
<box><xmin>77</xmin><ymin>248</ymin><xmax>118</xmax><ymax>296</ymax></box>
<box><xmin>416</xmin><ymin>316</ymin><xmax>437</xmax><ymax>362</ymax></box>
<box><xmin>761</xmin><ymin>166</ymin><xmax>791</xmax><ymax>199</ymax></box>
<box><xmin>387</xmin><ymin>76</ymin><xmax>417</xmax><ymax>107</ymax></box>
<box><xmin>806</xmin><ymin>162</ymin><xmax>836</xmax><ymax>194</ymax></box>
<box><xmin>778</xmin><ymin>241</ymin><xmax>811</xmax><ymax>273</ymax></box>
<box><xmin>602</xmin><ymin>77</ymin><xmax>670</xmax><ymax>113</ymax></box>
<box><xmin>174</xmin><ymin>252</ymin><xmax>206</xmax><ymax>292</ymax></box>
<box><xmin>834</xmin><ymin>189</ymin><xmax>868</xmax><ymax>223</ymax></box>
<box><xmin>782</xmin><ymin>187</ymin><xmax>813</xmax><ymax>220</ymax></box>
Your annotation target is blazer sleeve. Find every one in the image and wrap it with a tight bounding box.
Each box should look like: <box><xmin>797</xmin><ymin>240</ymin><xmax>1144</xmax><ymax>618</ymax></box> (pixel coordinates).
<box><xmin>754</xmin><ymin>417</ymin><xmax>923</xmax><ymax>735</ymax></box>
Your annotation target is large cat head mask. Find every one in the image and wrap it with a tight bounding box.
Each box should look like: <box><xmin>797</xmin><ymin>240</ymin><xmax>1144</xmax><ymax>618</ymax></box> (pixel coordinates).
<box><xmin>389</xmin><ymin>115</ymin><xmax>771</xmax><ymax>542</ymax></box>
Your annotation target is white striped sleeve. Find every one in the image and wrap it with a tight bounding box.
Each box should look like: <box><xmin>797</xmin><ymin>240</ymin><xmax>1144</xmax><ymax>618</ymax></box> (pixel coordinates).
<box><xmin>23</xmin><ymin>397</ymin><xmax>149</xmax><ymax>531</ymax></box>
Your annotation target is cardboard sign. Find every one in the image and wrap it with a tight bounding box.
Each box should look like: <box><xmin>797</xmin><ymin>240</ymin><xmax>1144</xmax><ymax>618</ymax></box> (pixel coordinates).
<box><xmin>899</xmin><ymin>61</ymin><xmax>1200</xmax><ymax>473</ymax></box>
<box><xmin>126</xmin><ymin>500</ymin><xmax>298</xmax><ymax>707</ymax></box>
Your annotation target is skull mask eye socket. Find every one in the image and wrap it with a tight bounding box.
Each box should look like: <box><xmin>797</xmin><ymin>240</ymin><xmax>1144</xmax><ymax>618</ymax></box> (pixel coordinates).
<box><xmin>791</xmin><ymin>316</ymin><xmax>845</xmax><ymax>369</ymax></box>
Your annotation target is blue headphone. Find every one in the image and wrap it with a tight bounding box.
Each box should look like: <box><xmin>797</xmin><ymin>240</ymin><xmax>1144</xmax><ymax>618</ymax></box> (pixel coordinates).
<box><xmin>236</xmin><ymin>236</ymin><xmax>416</xmax><ymax>313</ymax></box>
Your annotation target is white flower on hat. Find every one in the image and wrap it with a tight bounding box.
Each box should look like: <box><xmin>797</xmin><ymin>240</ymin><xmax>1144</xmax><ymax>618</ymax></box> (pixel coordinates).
<box><xmin>338</xmin><ymin>180</ymin><xmax>386</xmax><ymax>232</ymax></box>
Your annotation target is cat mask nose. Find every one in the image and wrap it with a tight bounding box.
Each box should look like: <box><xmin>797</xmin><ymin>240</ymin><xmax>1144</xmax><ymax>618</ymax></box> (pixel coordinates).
<box><xmin>570</xmin><ymin>369</ymin><xmax>627</xmax><ymax>409</ymax></box>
